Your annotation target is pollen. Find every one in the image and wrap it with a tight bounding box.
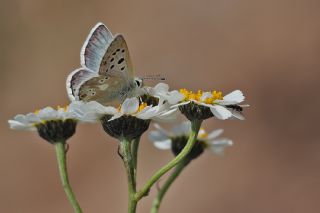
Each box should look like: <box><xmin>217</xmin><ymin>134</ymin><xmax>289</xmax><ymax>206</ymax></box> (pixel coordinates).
<box><xmin>179</xmin><ymin>89</ymin><xmax>223</xmax><ymax>104</ymax></box>
<box><xmin>179</xmin><ymin>89</ymin><xmax>201</xmax><ymax>101</ymax></box>
<box><xmin>34</xmin><ymin>109</ymin><xmax>40</xmax><ymax>115</ymax></box>
<box><xmin>138</xmin><ymin>102</ymin><xmax>148</xmax><ymax>112</ymax></box>
<box><xmin>212</xmin><ymin>91</ymin><xmax>223</xmax><ymax>100</ymax></box>
<box><xmin>198</xmin><ymin>128</ymin><xmax>208</xmax><ymax>139</ymax></box>
<box><xmin>57</xmin><ymin>105</ymin><xmax>68</xmax><ymax>112</ymax></box>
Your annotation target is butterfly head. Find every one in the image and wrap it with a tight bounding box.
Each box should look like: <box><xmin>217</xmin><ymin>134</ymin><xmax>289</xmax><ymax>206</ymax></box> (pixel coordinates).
<box><xmin>134</xmin><ymin>77</ymin><xmax>143</xmax><ymax>88</ymax></box>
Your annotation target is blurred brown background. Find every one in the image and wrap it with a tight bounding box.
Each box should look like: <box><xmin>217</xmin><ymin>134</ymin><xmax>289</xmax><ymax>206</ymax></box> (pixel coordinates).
<box><xmin>1</xmin><ymin>0</ymin><xmax>320</xmax><ymax>212</ymax></box>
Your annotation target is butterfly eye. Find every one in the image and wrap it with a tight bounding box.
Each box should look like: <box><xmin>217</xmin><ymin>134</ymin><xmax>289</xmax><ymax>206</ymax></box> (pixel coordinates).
<box><xmin>135</xmin><ymin>78</ymin><xmax>143</xmax><ymax>88</ymax></box>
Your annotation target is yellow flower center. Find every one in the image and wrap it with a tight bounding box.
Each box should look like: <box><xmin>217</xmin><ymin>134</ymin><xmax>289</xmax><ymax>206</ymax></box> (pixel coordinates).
<box><xmin>138</xmin><ymin>102</ymin><xmax>148</xmax><ymax>112</ymax></box>
<box><xmin>117</xmin><ymin>102</ymin><xmax>149</xmax><ymax>113</ymax></box>
<box><xmin>198</xmin><ymin>128</ymin><xmax>208</xmax><ymax>139</ymax></box>
<box><xmin>57</xmin><ymin>105</ymin><xmax>68</xmax><ymax>112</ymax></box>
<box><xmin>34</xmin><ymin>109</ymin><xmax>40</xmax><ymax>115</ymax></box>
<box><xmin>179</xmin><ymin>89</ymin><xmax>223</xmax><ymax>104</ymax></box>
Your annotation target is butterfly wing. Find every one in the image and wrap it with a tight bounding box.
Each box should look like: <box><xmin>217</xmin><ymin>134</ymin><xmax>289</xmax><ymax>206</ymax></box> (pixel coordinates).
<box><xmin>80</xmin><ymin>22</ymin><xmax>114</xmax><ymax>72</ymax></box>
<box><xmin>67</xmin><ymin>23</ymin><xmax>137</xmax><ymax>105</ymax></box>
<box><xmin>98</xmin><ymin>34</ymin><xmax>134</xmax><ymax>80</ymax></box>
<box><xmin>77</xmin><ymin>74</ymin><xmax>129</xmax><ymax>106</ymax></box>
<box><xmin>66</xmin><ymin>68</ymin><xmax>98</xmax><ymax>101</ymax></box>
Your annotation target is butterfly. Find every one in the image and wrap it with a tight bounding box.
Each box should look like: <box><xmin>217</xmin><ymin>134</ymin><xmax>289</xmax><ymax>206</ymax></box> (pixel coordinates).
<box><xmin>66</xmin><ymin>22</ymin><xmax>143</xmax><ymax>107</ymax></box>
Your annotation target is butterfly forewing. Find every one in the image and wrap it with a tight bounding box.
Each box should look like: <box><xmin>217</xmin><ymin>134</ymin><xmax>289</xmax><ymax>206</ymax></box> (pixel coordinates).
<box><xmin>81</xmin><ymin>23</ymin><xmax>114</xmax><ymax>72</ymax></box>
<box><xmin>98</xmin><ymin>34</ymin><xmax>134</xmax><ymax>80</ymax></box>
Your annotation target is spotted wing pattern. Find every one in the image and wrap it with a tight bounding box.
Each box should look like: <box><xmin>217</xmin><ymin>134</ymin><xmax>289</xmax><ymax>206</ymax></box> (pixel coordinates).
<box><xmin>66</xmin><ymin>68</ymin><xmax>98</xmax><ymax>101</ymax></box>
<box><xmin>67</xmin><ymin>23</ymin><xmax>138</xmax><ymax>106</ymax></box>
<box><xmin>98</xmin><ymin>34</ymin><xmax>134</xmax><ymax>80</ymax></box>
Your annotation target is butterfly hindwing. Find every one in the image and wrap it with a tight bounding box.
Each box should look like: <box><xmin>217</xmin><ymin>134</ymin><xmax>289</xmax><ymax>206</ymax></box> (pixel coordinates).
<box><xmin>66</xmin><ymin>68</ymin><xmax>98</xmax><ymax>101</ymax></box>
<box><xmin>77</xmin><ymin>74</ymin><xmax>132</xmax><ymax>106</ymax></box>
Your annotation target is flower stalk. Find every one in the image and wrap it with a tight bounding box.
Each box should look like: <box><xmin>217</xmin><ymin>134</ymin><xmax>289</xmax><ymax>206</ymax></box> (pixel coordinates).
<box><xmin>54</xmin><ymin>142</ymin><xmax>82</xmax><ymax>213</ymax></box>
<box><xmin>135</xmin><ymin>119</ymin><xmax>202</xmax><ymax>201</ymax></box>
<box><xmin>151</xmin><ymin>158</ymin><xmax>189</xmax><ymax>213</ymax></box>
<box><xmin>131</xmin><ymin>137</ymin><xmax>141</xmax><ymax>178</ymax></box>
<box><xmin>120</xmin><ymin>138</ymin><xmax>138</xmax><ymax>213</ymax></box>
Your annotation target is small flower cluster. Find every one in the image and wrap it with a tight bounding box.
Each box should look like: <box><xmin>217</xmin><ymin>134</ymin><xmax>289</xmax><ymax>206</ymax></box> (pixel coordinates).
<box><xmin>8</xmin><ymin>22</ymin><xmax>248</xmax><ymax>213</ymax></box>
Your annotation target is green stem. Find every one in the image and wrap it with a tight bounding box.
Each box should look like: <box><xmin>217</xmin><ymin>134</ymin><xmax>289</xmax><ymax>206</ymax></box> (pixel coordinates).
<box><xmin>135</xmin><ymin>119</ymin><xmax>202</xmax><ymax>201</ymax></box>
<box><xmin>151</xmin><ymin>159</ymin><xmax>189</xmax><ymax>213</ymax></box>
<box><xmin>54</xmin><ymin>142</ymin><xmax>82</xmax><ymax>213</ymax></box>
<box><xmin>131</xmin><ymin>137</ymin><xmax>140</xmax><ymax>179</ymax></box>
<box><xmin>120</xmin><ymin>138</ymin><xmax>138</xmax><ymax>213</ymax></box>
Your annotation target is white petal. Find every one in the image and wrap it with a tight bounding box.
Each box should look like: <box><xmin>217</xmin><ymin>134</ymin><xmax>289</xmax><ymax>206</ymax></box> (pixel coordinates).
<box><xmin>208</xmin><ymin>139</ymin><xmax>233</xmax><ymax>155</ymax></box>
<box><xmin>153</xmin><ymin>83</ymin><xmax>169</xmax><ymax>93</ymax></box>
<box><xmin>121</xmin><ymin>98</ymin><xmax>139</xmax><ymax>114</ymax></box>
<box><xmin>25</xmin><ymin>113</ymin><xmax>41</xmax><ymax>123</ymax></box>
<box><xmin>79</xmin><ymin>110</ymin><xmax>104</xmax><ymax>122</ymax></box>
<box><xmin>153</xmin><ymin>108</ymin><xmax>179</xmax><ymax>122</ymax></box>
<box><xmin>8</xmin><ymin>120</ymin><xmax>36</xmax><ymax>131</ymax></box>
<box><xmin>38</xmin><ymin>107</ymin><xmax>58</xmax><ymax>120</ymax></box>
<box><xmin>153</xmin><ymin>123</ymin><xmax>171</xmax><ymax>136</ymax></box>
<box><xmin>172</xmin><ymin>121</ymin><xmax>191</xmax><ymax>135</ymax></box>
<box><xmin>13</xmin><ymin>114</ymin><xmax>28</xmax><ymax>123</ymax></box>
<box><xmin>137</xmin><ymin>107</ymin><xmax>155</xmax><ymax>120</ymax></box>
<box><xmin>200</xmin><ymin>92</ymin><xmax>212</xmax><ymax>102</ymax></box>
<box><xmin>148</xmin><ymin>130</ymin><xmax>170</xmax><ymax>142</ymax></box>
<box><xmin>108</xmin><ymin>112</ymin><xmax>123</xmax><ymax>121</ymax></box>
<box><xmin>218</xmin><ymin>90</ymin><xmax>244</xmax><ymax>105</ymax></box>
<box><xmin>167</xmin><ymin>91</ymin><xmax>184</xmax><ymax>104</ymax></box>
<box><xmin>170</xmin><ymin>101</ymin><xmax>190</xmax><ymax>108</ymax></box>
<box><xmin>210</xmin><ymin>105</ymin><xmax>232</xmax><ymax>120</ymax></box>
<box><xmin>153</xmin><ymin>139</ymin><xmax>172</xmax><ymax>150</ymax></box>
<box><xmin>207</xmin><ymin>129</ymin><xmax>224</xmax><ymax>140</ymax></box>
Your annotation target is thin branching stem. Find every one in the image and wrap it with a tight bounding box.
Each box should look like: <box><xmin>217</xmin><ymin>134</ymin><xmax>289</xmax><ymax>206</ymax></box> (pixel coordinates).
<box><xmin>151</xmin><ymin>159</ymin><xmax>189</xmax><ymax>213</ymax></box>
<box><xmin>135</xmin><ymin>119</ymin><xmax>202</xmax><ymax>201</ymax></box>
<box><xmin>55</xmin><ymin>142</ymin><xmax>82</xmax><ymax>213</ymax></box>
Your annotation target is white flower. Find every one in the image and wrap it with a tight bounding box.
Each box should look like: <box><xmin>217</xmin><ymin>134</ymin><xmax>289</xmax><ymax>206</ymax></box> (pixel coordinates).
<box><xmin>174</xmin><ymin>89</ymin><xmax>247</xmax><ymax>120</ymax></box>
<box><xmin>8</xmin><ymin>102</ymin><xmax>88</xmax><ymax>131</ymax></box>
<box><xmin>149</xmin><ymin>121</ymin><xmax>233</xmax><ymax>155</ymax></box>
<box><xmin>143</xmin><ymin>83</ymin><xmax>184</xmax><ymax>105</ymax></box>
<box><xmin>74</xmin><ymin>97</ymin><xmax>178</xmax><ymax>122</ymax></box>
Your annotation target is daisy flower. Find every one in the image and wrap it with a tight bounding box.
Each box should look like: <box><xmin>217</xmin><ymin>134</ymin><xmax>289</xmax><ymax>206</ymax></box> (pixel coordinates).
<box><xmin>143</xmin><ymin>83</ymin><xmax>184</xmax><ymax>104</ymax></box>
<box><xmin>149</xmin><ymin>121</ymin><xmax>233</xmax><ymax>160</ymax></box>
<box><xmin>148</xmin><ymin>83</ymin><xmax>247</xmax><ymax>121</ymax></box>
<box><xmin>178</xmin><ymin>89</ymin><xmax>248</xmax><ymax>120</ymax></box>
<box><xmin>8</xmin><ymin>102</ymin><xmax>89</xmax><ymax>211</ymax></box>
<box><xmin>74</xmin><ymin>97</ymin><xmax>178</xmax><ymax>140</ymax></box>
<box><xmin>8</xmin><ymin>102</ymin><xmax>88</xmax><ymax>143</ymax></box>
